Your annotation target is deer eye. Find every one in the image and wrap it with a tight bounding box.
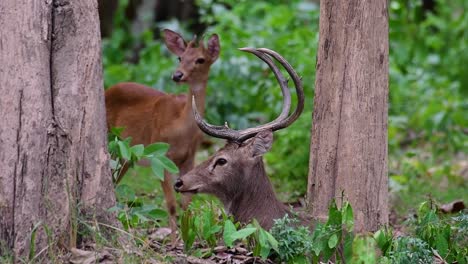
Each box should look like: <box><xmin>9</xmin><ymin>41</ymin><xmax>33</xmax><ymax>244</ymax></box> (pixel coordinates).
<box><xmin>195</xmin><ymin>58</ymin><xmax>205</xmax><ymax>64</ymax></box>
<box><xmin>215</xmin><ymin>158</ymin><xmax>227</xmax><ymax>167</ymax></box>
<box><xmin>178</xmin><ymin>57</ymin><xmax>182</xmax><ymax>62</ymax></box>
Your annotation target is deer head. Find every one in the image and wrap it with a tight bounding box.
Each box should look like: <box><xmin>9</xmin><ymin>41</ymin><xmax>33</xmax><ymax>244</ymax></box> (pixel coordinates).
<box><xmin>163</xmin><ymin>29</ymin><xmax>220</xmax><ymax>85</ymax></box>
<box><xmin>174</xmin><ymin>48</ymin><xmax>304</xmax><ymax>229</ymax></box>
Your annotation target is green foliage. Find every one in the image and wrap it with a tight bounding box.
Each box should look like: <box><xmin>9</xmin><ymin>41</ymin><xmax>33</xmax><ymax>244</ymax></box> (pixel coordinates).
<box><xmin>411</xmin><ymin>202</ymin><xmax>467</xmax><ymax>262</ymax></box>
<box><xmin>377</xmin><ymin>203</ymin><xmax>468</xmax><ymax>264</ymax></box>
<box><xmin>249</xmin><ymin>220</ymin><xmax>279</xmax><ymax>259</ymax></box>
<box><xmin>179</xmin><ymin>200</ymin><xmax>279</xmax><ymax>259</ymax></box>
<box><xmin>267</xmin><ymin>201</ymin><xmax>355</xmax><ymax>263</ymax></box>
<box><xmin>270</xmin><ymin>215</ymin><xmax>312</xmax><ymax>262</ymax></box>
<box><xmin>223</xmin><ymin>220</ymin><xmax>256</xmax><ymax>248</ymax></box>
<box><xmin>109</xmin><ymin>184</ymin><xmax>168</xmax><ymax>230</ymax></box>
<box><xmin>180</xmin><ymin>200</ymin><xmax>226</xmax><ymax>252</ymax></box>
<box><xmin>108</xmin><ymin>127</ymin><xmax>178</xmax><ymax>182</ymax></box>
<box><xmin>388</xmin><ymin>0</ymin><xmax>468</xmax><ymax>154</ymax></box>
<box><xmin>101</xmin><ymin>0</ymin><xmax>467</xmax><ymax>261</ymax></box>
<box><xmin>381</xmin><ymin>237</ymin><xmax>433</xmax><ymax>264</ymax></box>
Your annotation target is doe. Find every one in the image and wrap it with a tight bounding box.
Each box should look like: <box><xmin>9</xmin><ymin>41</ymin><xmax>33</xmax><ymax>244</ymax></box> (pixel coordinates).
<box><xmin>105</xmin><ymin>29</ymin><xmax>220</xmax><ymax>237</ymax></box>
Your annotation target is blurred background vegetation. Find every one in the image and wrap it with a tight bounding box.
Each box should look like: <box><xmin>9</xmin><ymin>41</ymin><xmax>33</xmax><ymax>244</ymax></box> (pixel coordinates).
<box><xmin>100</xmin><ymin>0</ymin><xmax>467</xmax><ymax>220</ymax></box>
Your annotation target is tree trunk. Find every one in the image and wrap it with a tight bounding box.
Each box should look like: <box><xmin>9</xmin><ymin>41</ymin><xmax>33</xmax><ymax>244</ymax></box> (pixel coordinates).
<box><xmin>0</xmin><ymin>0</ymin><xmax>117</xmax><ymax>260</ymax></box>
<box><xmin>307</xmin><ymin>0</ymin><xmax>389</xmax><ymax>232</ymax></box>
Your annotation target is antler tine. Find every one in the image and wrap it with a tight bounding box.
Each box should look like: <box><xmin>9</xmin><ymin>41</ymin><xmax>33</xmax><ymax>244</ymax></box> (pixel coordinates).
<box><xmin>239</xmin><ymin>47</ymin><xmax>292</xmax><ymax>121</ymax></box>
<box><xmin>192</xmin><ymin>48</ymin><xmax>303</xmax><ymax>143</ymax></box>
<box><xmin>234</xmin><ymin>48</ymin><xmax>304</xmax><ymax>141</ymax></box>
<box><xmin>192</xmin><ymin>96</ymin><xmax>236</xmax><ymax>139</ymax></box>
<box><xmin>256</xmin><ymin>48</ymin><xmax>304</xmax><ymax>130</ymax></box>
<box><xmin>192</xmin><ymin>47</ymin><xmax>293</xmax><ymax>142</ymax></box>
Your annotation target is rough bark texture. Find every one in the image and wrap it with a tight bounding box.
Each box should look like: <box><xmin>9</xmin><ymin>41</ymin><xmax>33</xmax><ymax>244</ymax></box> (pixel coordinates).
<box><xmin>0</xmin><ymin>0</ymin><xmax>116</xmax><ymax>259</ymax></box>
<box><xmin>307</xmin><ymin>0</ymin><xmax>389</xmax><ymax>232</ymax></box>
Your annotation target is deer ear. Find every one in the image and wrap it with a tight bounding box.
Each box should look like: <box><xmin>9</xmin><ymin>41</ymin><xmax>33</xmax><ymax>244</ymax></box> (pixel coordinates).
<box><xmin>207</xmin><ymin>34</ymin><xmax>220</xmax><ymax>61</ymax></box>
<box><xmin>249</xmin><ymin>130</ymin><xmax>273</xmax><ymax>157</ymax></box>
<box><xmin>163</xmin><ymin>29</ymin><xmax>187</xmax><ymax>56</ymax></box>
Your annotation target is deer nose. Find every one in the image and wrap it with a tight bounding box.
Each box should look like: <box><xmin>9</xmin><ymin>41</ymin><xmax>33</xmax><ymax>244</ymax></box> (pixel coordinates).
<box><xmin>172</xmin><ymin>71</ymin><xmax>184</xmax><ymax>82</ymax></box>
<box><xmin>174</xmin><ymin>179</ymin><xmax>184</xmax><ymax>191</ymax></box>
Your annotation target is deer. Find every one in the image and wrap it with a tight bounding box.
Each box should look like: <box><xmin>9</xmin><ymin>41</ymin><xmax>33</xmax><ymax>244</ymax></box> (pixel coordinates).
<box><xmin>174</xmin><ymin>48</ymin><xmax>305</xmax><ymax>230</ymax></box>
<box><xmin>105</xmin><ymin>29</ymin><xmax>220</xmax><ymax>239</ymax></box>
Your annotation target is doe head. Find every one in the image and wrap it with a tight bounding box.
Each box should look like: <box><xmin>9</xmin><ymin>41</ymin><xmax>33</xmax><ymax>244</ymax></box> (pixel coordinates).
<box><xmin>163</xmin><ymin>29</ymin><xmax>220</xmax><ymax>84</ymax></box>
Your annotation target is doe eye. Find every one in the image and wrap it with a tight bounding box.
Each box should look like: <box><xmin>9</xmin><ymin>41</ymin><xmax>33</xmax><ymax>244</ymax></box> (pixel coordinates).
<box><xmin>195</xmin><ymin>58</ymin><xmax>205</xmax><ymax>64</ymax></box>
<box><xmin>178</xmin><ymin>57</ymin><xmax>182</xmax><ymax>62</ymax></box>
<box><xmin>215</xmin><ymin>158</ymin><xmax>227</xmax><ymax>166</ymax></box>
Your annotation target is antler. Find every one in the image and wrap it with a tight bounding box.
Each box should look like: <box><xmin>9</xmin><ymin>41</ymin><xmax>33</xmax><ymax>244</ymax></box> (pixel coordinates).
<box><xmin>192</xmin><ymin>48</ymin><xmax>304</xmax><ymax>143</ymax></box>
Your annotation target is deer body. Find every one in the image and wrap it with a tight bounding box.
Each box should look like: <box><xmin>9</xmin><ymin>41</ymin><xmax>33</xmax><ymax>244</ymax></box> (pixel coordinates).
<box><xmin>105</xmin><ymin>29</ymin><xmax>220</xmax><ymax>240</ymax></box>
<box><xmin>106</xmin><ymin>82</ymin><xmax>205</xmax><ymax>165</ymax></box>
<box><xmin>174</xmin><ymin>48</ymin><xmax>304</xmax><ymax>230</ymax></box>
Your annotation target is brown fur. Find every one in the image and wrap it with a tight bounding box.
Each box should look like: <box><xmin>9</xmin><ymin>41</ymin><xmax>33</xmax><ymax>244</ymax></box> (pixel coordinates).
<box><xmin>175</xmin><ymin>131</ymin><xmax>291</xmax><ymax>230</ymax></box>
<box><xmin>105</xmin><ymin>29</ymin><xmax>220</xmax><ymax>240</ymax></box>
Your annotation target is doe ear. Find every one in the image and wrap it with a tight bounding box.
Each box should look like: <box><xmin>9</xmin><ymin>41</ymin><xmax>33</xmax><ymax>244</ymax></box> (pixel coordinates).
<box><xmin>163</xmin><ymin>29</ymin><xmax>187</xmax><ymax>56</ymax></box>
<box><xmin>206</xmin><ymin>34</ymin><xmax>220</xmax><ymax>61</ymax></box>
<box><xmin>249</xmin><ymin>130</ymin><xmax>273</xmax><ymax>157</ymax></box>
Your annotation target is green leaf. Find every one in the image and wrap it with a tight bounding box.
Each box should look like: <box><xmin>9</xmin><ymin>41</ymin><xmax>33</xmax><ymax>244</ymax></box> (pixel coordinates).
<box><xmin>328</xmin><ymin>234</ymin><xmax>339</xmax><ymax>249</ymax></box>
<box><xmin>342</xmin><ymin>202</ymin><xmax>354</xmax><ymax>232</ymax></box>
<box><xmin>230</xmin><ymin>227</ymin><xmax>257</xmax><ymax>242</ymax></box>
<box><xmin>434</xmin><ymin>232</ymin><xmax>449</xmax><ymax>257</ymax></box>
<box><xmin>144</xmin><ymin>142</ymin><xmax>170</xmax><ymax>156</ymax></box>
<box><xmin>117</xmin><ymin>141</ymin><xmax>131</xmax><ymax>160</ymax></box>
<box><xmin>264</xmin><ymin>230</ymin><xmax>279</xmax><ymax>252</ymax></box>
<box><xmin>181</xmin><ymin>211</ymin><xmax>196</xmax><ymax>251</ymax></box>
<box><xmin>223</xmin><ymin>219</ymin><xmax>237</xmax><ymax>247</ymax></box>
<box><xmin>373</xmin><ymin>228</ymin><xmax>392</xmax><ymax>255</ymax></box>
<box><xmin>326</xmin><ymin>200</ymin><xmax>342</xmax><ymax>227</ymax></box>
<box><xmin>146</xmin><ymin>209</ymin><xmax>168</xmax><ymax>219</ymax></box>
<box><xmin>158</xmin><ymin>156</ymin><xmax>179</xmax><ymax>174</ymax></box>
<box><xmin>130</xmin><ymin>144</ymin><xmax>144</xmax><ymax>158</ymax></box>
<box><xmin>150</xmin><ymin>158</ymin><xmax>165</xmax><ymax>180</ymax></box>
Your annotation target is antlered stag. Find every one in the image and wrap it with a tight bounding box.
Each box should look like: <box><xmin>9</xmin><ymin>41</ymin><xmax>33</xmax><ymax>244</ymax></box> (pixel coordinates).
<box><xmin>174</xmin><ymin>48</ymin><xmax>304</xmax><ymax>229</ymax></box>
<box><xmin>105</xmin><ymin>29</ymin><xmax>220</xmax><ymax>238</ymax></box>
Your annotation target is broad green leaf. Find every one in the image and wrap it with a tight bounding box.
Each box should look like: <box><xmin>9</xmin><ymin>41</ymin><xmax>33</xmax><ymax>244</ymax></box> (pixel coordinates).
<box><xmin>130</xmin><ymin>144</ymin><xmax>144</xmax><ymax>158</ymax></box>
<box><xmin>117</xmin><ymin>141</ymin><xmax>131</xmax><ymax>160</ymax></box>
<box><xmin>223</xmin><ymin>219</ymin><xmax>237</xmax><ymax>247</ymax></box>
<box><xmin>144</xmin><ymin>142</ymin><xmax>170</xmax><ymax>156</ymax></box>
<box><xmin>264</xmin><ymin>230</ymin><xmax>279</xmax><ymax>252</ymax></box>
<box><xmin>230</xmin><ymin>227</ymin><xmax>257</xmax><ymax>242</ymax></box>
<box><xmin>146</xmin><ymin>209</ymin><xmax>168</xmax><ymax>219</ymax></box>
<box><xmin>328</xmin><ymin>234</ymin><xmax>339</xmax><ymax>249</ymax></box>
<box><xmin>435</xmin><ymin>232</ymin><xmax>449</xmax><ymax>257</ymax></box>
<box><xmin>326</xmin><ymin>200</ymin><xmax>342</xmax><ymax>227</ymax></box>
<box><xmin>158</xmin><ymin>156</ymin><xmax>179</xmax><ymax>174</ymax></box>
<box><xmin>150</xmin><ymin>158</ymin><xmax>165</xmax><ymax>180</ymax></box>
<box><xmin>342</xmin><ymin>202</ymin><xmax>354</xmax><ymax>231</ymax></box>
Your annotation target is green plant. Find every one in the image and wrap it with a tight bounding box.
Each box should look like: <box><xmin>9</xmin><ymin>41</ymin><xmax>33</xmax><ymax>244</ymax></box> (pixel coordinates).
<box><xmin>108</xmin><ymin>127</ymin><xmax>178</xmax><ymax>182</ymax></box>
<box><xmin>381</xmin><ymin>236</ymin><xmax>433</xmax><ymax>264</ymax></box>
<box><xmin>179</xmin><ymin>199</ymin><xmax>278</xmax><ymax>259</ymax></box>
<box><xmin>180</xmin><ymin>200</ymin><xmax>225</xmax><ymax>252</ymax></box>
<box><xmin>222</xmin><ymin>219</ymin><xmax>257</xmax><ymax>248</ymax></box>
<box><xmin>412</xmin><ymin>202</ymin><xmax>467</xmax><ymax>262</ymax></box>
<box><xmin>376</xmin><ymin>202</ymin><xmax>468</xmax><ymax>264</ymax></box>
<box><xmin>109</xmin><ymin>185</ymin><xmax>168</xmax><ymax>230</ymax></box>
<box><xmin>270</xmin><ymin>214</ymin><xmax>312</xmax><ymax>262</ymax></box>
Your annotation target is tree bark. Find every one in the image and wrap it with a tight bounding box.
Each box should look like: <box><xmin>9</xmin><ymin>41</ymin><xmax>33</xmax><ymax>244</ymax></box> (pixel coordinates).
<box><xmin>0</xmin><ymin>0</ymin><xmax>116</xmax><ymax>259</ymax></box>
<box><xmin>307</xmin><ymin>0</ymin><xmax>389</xmax><ymax>232</ymax></box>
